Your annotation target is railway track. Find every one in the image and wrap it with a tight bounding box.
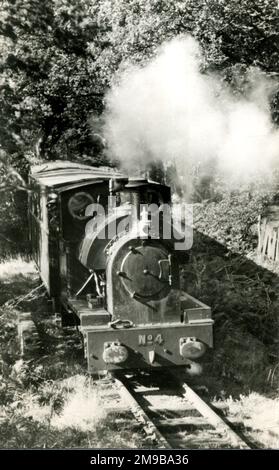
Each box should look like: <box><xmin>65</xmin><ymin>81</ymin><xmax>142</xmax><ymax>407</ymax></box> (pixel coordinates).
<box><xmin>109</xmin><ymin>370</ymin><xmax>251</xmax><ymax>449</ymax></box>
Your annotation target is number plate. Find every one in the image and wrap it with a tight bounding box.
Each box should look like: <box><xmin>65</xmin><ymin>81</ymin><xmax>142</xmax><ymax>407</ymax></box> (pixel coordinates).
<box><xmin>138</xmin><ymin>333</ymin><xmax>164</xmax><ymax>346</ymax></box>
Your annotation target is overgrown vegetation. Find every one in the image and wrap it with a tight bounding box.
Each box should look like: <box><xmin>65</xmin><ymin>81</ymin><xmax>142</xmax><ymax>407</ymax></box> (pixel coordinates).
<box><xmin>193</xmin><ymin>187</ymin><xmax>275</xmax><ymax>253</ymax></box>
<box><xmin>182</xmin><ymin>198</ymin><xmax>279</xmax><ymax>392</ymax></box>
<box><xmin>0</xmin><ymin>260</ymin><xmax>146</xmax><ymax>448</ymax></box>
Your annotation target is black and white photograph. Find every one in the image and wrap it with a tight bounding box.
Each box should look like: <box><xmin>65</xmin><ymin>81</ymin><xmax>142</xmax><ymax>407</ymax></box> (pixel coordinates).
<box><xmin>0</xmin><ymin>0</ymin><xmax>278</xmax><ymax>459</ymax></box>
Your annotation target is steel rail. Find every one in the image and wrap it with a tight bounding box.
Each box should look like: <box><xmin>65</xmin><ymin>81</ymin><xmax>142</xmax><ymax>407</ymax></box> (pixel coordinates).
<box><xmin>114</xmin><ymin>375</ymin><xmax>172</xmax><ymax>449</ymax></box>
<box><xmin>114</xmin><ymin>372</ymin><xmax>251</xmax><ymax>450</ymax></box>
<box><xmin>182</xmin><ymin>383</ymin><xmax>250</xmax><ymax>449</ymax></box>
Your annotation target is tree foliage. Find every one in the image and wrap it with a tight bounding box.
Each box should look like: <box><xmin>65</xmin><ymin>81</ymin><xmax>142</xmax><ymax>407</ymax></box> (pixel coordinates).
<box><xmin>0</xmin><ymin>0</ymin><xmax>106</xmax><ymax>166</ymax></box>
<box><xmin>0</xmin><ymin>0</ymin><xmax>278</xmax><ymax>167</ymax></box>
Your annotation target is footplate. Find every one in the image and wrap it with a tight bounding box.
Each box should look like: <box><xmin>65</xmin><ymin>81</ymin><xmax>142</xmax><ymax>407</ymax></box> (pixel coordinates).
<box><xmin>84</xmin><ymin>321</ymin><xmax>213</xmax><ymax>373</ymax></box>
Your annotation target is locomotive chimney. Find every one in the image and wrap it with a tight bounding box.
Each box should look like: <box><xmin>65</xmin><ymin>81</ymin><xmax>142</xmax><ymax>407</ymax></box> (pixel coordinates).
<box><xmin>126</xmin><ymin>177</ymin><xmax>148</xmax><ymax>220</ymax></box>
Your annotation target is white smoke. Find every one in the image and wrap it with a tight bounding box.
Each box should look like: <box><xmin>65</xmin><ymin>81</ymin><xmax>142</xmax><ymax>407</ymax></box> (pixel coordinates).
<box><xmin>104</xmin><ymin>36</ymin><xmax>279</xmax><ymax>190</ymax></box>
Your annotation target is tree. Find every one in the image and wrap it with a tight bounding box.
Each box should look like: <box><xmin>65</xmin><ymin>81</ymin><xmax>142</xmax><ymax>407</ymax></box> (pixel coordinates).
<box><xmin>0</xmin><ymin>0</ymin><xmax>107</xmax><ymax>169</ymax></box>
<box><xmin>95</xmin><ymin>1</ymin><xmax>279</xmax><ymax>101</ymax></box>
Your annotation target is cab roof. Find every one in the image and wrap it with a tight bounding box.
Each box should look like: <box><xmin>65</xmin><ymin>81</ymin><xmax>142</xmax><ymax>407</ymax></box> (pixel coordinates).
<box><xmin>30</xmin><ymin>161</ymin><xmax>126</xmax><ymax>189</ymax></box>
<box><xmin>30</xmin><ymin>161</ymin><xmax>169</xmax><ymax>196</ymax></box>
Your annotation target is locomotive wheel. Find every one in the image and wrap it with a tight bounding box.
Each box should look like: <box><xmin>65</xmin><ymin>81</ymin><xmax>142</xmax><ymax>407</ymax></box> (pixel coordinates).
<box><xmin>17</xmin><ymin>313</ymin><xmax>41</xmax><ymax>357</ymax></box>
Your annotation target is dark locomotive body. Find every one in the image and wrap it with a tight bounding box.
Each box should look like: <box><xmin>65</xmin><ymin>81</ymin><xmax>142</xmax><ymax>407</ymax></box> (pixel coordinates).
<box><xmin>29</xmin><ymin>161</ymin><xmax>213</xmax><ymax>373</ymax></box>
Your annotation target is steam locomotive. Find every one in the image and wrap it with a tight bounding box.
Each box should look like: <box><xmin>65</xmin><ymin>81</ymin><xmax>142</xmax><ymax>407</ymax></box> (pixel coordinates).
<box><xmin>29</xmin><ymin>161</ymin><xmax>213</xmax><ymax>373</ymax></box>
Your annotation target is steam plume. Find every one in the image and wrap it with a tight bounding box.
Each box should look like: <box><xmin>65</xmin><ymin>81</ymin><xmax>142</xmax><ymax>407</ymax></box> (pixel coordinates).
<box><xmin>104</xmin><ymin>36</ymin><xmax>279</xmax><ymax>191</ymax></box>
